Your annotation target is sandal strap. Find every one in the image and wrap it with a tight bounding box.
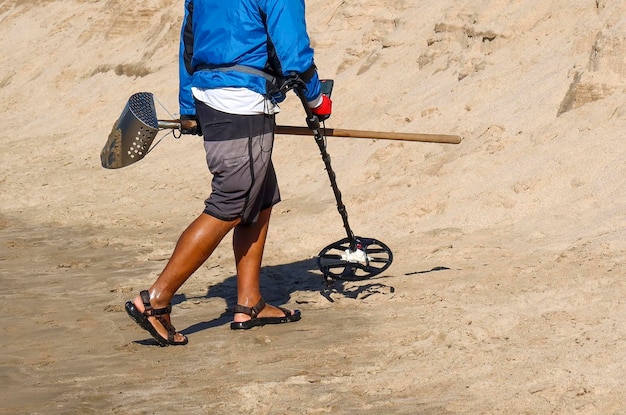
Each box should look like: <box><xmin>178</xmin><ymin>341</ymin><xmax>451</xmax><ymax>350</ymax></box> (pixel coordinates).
<box><xmin>137</xmin><ymin>290</ymin><xmax>183</xmax><ymax>344</ymax></box>
<box><xmin>139</xmin><ymin>290</ymin><xmax>172</xmax><ymax>317</ymax></box>
<box><xmin>154</xmin><ymin>314</ymin><xmax>178</xmax><ymax>342</ymax></box>
<box><xmin>233</xmin><ymin>298</ymin><xmax>266</xmax><ymax>318</ymax></box>
<box><xmin>140</xmin><ymin>290</ymin><xmax>151</xmax><ymax>307</ymax></box>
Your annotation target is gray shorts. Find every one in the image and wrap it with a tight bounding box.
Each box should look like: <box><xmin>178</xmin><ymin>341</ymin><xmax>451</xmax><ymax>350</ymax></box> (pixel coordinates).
<box><xmin>197</xmin><ymin>102</ymin><xmax>280</xmax><ymax>225</ymax></box>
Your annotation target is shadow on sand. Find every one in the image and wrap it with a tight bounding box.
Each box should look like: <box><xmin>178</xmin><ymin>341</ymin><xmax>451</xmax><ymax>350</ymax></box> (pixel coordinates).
<box><xmin>134</xmin><ymin>259</ymin><xmax>451</xmax><ymax>345</ymax></box>
<box><xmin>167</xmin><ymin>257</ymin><xmax>402</xmax><ymax>337</ymax></box>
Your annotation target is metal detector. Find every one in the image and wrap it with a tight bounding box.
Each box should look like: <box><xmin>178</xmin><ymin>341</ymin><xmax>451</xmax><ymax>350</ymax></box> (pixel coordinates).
<box><xmin>101</xmin><ymin>88</ymin><xmax>461</xmax><ymax>280</ymax></box>
<box><xmin>285</xmin><ymin>80</ymin><xmax>394</xmax><ymax>281</ymax></box>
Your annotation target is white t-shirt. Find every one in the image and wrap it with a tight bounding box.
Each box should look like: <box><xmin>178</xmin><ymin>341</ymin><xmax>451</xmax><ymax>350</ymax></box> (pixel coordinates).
<box><xmin>192</xmin><ymin>87</ymin><xmax>280</xmax><ymax>115</ymax></box>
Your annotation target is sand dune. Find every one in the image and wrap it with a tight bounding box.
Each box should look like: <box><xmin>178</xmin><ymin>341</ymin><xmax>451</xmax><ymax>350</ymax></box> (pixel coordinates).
<box><xmin>1</xmin><ymin>0</ymin><xmax>625</xmax><ymax>413</ymax></box>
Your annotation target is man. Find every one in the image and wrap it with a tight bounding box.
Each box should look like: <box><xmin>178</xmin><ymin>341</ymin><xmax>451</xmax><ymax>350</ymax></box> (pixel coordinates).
<box><xmin>125</xmin><ymin>0</ymin><xmax>332</xmax><ymax>345</ymax></box>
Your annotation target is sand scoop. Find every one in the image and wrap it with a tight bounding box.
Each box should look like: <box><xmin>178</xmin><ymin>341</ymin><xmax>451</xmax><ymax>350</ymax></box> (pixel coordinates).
<box><xmin>100</xmin><ymin>92</ymin><xmax>158</xmax><ymax>169</ymax></box>
<box><xmin>101</xmin><ymin>89</ymin><xmax>461</xmax><ymax>280</ymax></box>
<box><xmin>101</xmin><ymin>92</ymin><xmax>461</xmax><ymax>170</ymax></box>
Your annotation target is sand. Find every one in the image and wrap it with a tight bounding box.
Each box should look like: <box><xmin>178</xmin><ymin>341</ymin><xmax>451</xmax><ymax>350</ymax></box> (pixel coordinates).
<box><xmin>1</xmin><ymin>0</ymin><xmax>625</xmax><ymax>413</ymax></box>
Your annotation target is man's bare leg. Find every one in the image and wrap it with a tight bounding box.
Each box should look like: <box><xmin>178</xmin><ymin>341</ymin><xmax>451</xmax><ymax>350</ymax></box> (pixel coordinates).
<box><xmin>130</xmin><ymin>213</ymin><xmax>239</xmax><ymax>341</ymax></box>
<box><xmin>232</xmin><ymin>207</ymin><xmax>296</xmax><ymax>323</ymax></box>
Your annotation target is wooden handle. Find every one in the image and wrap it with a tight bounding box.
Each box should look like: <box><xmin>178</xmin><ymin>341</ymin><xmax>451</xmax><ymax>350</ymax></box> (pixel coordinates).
<box><xmin>158</xmin><ymin>120</ymin><xmax>462</xmax><ymax>144</ymax></box>
<box><xmin>275</xmin><ymin>125</ymin><xmax>461</xmax><ymax>144</ymax></box>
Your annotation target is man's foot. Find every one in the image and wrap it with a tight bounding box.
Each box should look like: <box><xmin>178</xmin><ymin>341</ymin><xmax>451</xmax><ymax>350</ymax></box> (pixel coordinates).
<box><xmin>231</xmin><ymin>298</ymin><xmax>301</xmax><ymax>330</ymax></box>
<box><xmin>125</xmin><ymin>290</ymin><xmax>188</xmax><ymax>346</ymax></box>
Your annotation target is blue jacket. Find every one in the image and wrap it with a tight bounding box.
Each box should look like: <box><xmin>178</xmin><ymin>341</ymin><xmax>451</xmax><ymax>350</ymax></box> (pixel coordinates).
<box><xmin>179</xmin><ymin>0</ymin><xmax>322</xmax><ymax>116</ymax></box>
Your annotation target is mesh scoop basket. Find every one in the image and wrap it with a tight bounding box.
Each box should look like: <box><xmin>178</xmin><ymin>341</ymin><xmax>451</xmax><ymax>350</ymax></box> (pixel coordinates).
<box><xmin>100</xmin><ymin>92</ymin><xmax>160</xmax><ymax>169</ymax></box>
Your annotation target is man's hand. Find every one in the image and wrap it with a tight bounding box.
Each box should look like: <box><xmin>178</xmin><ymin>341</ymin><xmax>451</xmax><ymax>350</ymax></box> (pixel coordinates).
<box><xmin>180</xmin><ymin>114</ymin><xmax>202</xmax><ymax>136</ymax></box>
<box><xmin>311</xmin><ymin>94</ymin><xmax>332</xmax><ymax>121</ymax></box>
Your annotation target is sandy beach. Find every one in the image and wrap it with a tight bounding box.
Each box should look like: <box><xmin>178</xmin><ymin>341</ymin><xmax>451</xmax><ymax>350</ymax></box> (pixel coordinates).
<box><xmin>1</xmin><ymin>0</ymin><xmax>625</xmax><ymax>413</ymax></box>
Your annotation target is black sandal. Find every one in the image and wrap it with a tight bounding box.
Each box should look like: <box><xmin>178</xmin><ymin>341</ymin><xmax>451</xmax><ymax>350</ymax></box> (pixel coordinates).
<box><xmin>125</xmin><ymin>290</ymin><xmax>189</xmax><ymax>346</ymax></box>
<box><xmin>230</xmin><ymin>298</ymin><xmax>301</xmax><ymax>330</ymax></box>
